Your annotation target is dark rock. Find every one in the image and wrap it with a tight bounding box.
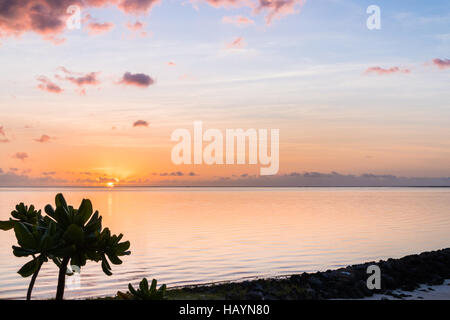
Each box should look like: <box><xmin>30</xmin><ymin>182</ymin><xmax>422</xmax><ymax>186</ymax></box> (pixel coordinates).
<box><xmin>246</xmin><ymin>290</ymin><xmax>264</xmax><ymax>300</ymax></box>
<box><xmin>308</xmin><ymin>276</ymin><xmax>323</xmax><ymax>288</ymax></box>
<box><xmin>427</xmin><ymin>276</ymin><xmax>444</xmax><ymax>286</ymax></box>
<box><xmin>401</xmin><ymin>282</ymin><xmax>417</xmax><ymax>292</ymax></box>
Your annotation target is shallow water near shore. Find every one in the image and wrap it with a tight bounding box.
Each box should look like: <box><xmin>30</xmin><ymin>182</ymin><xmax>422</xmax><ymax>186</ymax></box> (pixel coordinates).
<box><xmin>0</xmin><ymin>187</ymin><xmax>449</xmax><ymax>300</ymax></box>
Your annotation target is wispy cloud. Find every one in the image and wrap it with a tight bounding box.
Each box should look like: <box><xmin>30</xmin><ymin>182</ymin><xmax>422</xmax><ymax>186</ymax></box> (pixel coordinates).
<box><xmin>64</xmin><ymin>72</ymin><xmax>100</xmax><ymax>87</ymax></box>
<box><xmin>365</xmin><ymin>66</ymin><xmax>411</xmax><ymax>75</ymax></box>
<box><xmin>0</xmin><ymin>170</ymin><xmax>67</xmax><ymax>186</ymax></box>
<box><xmin>200</xmin><ymin>0</ymin><xmax>305</xmax><ymax>25</ymax></box>
<box><xmin>226</xmin><ymin>37</ymin><xmax>245</xmax><ymax>49</ymax></box>
<box><xmin>222</xmin><ymin>15</ymin><xmax>255</xmax><ymax>26</ymax></box>
<box><xmin>37</xmin><ymin>76</ymin><xmax>63</xmax><ymax>94</ymax></box>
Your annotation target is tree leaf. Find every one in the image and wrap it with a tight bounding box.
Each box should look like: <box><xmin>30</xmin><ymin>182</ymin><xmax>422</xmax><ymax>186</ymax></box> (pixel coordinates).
<box><xmin>63</xmin><ymin>224</ymin><xmax>85</xmax><ymax>246</ymax></box>
<box><xmin>14</xmin><ymin>222</ymin><xmax>36</xmax><ymax>249</ymax></box>
<box><xmin>17</xmin><ymin>259</ymin><xmax>39</xmax><ymax>277</ymax></box>
<box><xmin>55</xmin><ymin>194</ymin><xmax>68</xmax><ymax>210</ymax></box>
<box><xmin>77</xmin><ymin>199</ymin><xmax>93</xmax><ymax>226</ymax></box>
<box><xmin>0</xmin><ymin>219</ymin><xmax>15</xmax><ymax>231</ymax></box>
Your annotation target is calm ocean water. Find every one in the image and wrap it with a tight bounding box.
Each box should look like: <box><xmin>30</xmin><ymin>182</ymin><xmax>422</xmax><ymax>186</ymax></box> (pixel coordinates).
<box><xmin>0</xmin><ymin>187</ymin><xmax>449</xmax><ymax>299</ymax></box>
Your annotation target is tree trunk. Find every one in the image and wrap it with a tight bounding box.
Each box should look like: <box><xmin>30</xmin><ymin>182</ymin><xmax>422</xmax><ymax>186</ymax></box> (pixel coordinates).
<box><xmin>26</xmin><ymin>259</ymin><xmax>43</xmax><ymax>300</ymax></box>
<box><xmin>55</xmin><ymin>257</ymin><xmax>70</xmax><ymax>300</ymax></box>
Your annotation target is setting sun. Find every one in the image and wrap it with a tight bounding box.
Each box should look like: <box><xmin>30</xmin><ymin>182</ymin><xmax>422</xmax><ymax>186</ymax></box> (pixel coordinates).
<box><xmin>106</xmin><ymin>182</ymin><xmax>115</xmax><ymax>188</ymax></box>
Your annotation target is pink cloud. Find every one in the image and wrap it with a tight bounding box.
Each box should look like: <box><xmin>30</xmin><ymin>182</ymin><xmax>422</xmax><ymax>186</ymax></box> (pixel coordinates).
<box><xmin>167</xmin><ymin>61</ymin><xmax>176</xmax><ymax>66</ymax></box>
<box><xmin>0</xmin><ymin>1</ymin><xmax>159</xmax><ymax>41</ymax></box>
<box><xmin>0</xmin><ymin>0</ymin><xmax>302</xmax><ymax>43</ymax></box>
<box><xmin>127</xmin><ymin>21</ymin><xmax>144</xmax><ymax>31</ymax></box>
<box><xmin>226</xmin><ymin>36</ymin><xmax>245</xmax><ymax>49</ymax></box>
<box><xmin>87</xmin><ymin>22</ymin><xmax>114</xmax><ymax>35</ymax></box>
<box><xmin>118</xmin><ymin>0</ymin><xmax>161</xmax><ymax>13</ymax></box>
<box><xmin>432</xmin><ymin>58</ymin><xmax>450</xmax><ymax>70</ymax></box>
<box><xmin>198</xmin><ymin>0</ymin><xmax>243</xmax><ymax>9</ymax></box>
<box><xmin>35</xmin><ymin>134</ymin><xmax>51</xmax><ymax>143</ymax></box>
<box><xmin>133</xmin><ymin>120</ymin><xmax>149</xmax><ymax>127</ymax></box>
<box><xmin>0</xmin><ymin>0</ymin><xmax>69</xmax><ymax>40</ymax></box>
<box><xmin>0</xmin><ymin>139</ymin><xmax>9</xmax><ymax>143</ymax></box>
<box><xmin>199</xmin><ymin>0</ymin><xmax>305</xmax><ymax>24</ymax></box>
<box><xmin>13</xmin><ymin>152</ymin><xmax>28</xmax><ymax>161</ymax></box>
<box><xmin>365</xmin><ymin>66</ymin><xmax>411</xmax><ymax>75</ymax></box>
<box><xmin>37</xmin><ymin>76</ymin><xmax>63</xmax><ymax>94</ymax></box>
<box><xmin>256</xmin><ymin>0</ymin><xmax>305</xmax><ymax>24</ymax></box>
<box><xmin>0</xmin><ymin>126</ymin><xmax>5</xmax><ymax>136</ymax></box>
<box><xmin>125</xmin><ymin>20</ymin><xmax>148</xmax><ymax>38</ymax></box>
<box><xmin>222</xmin><ymin>15</ymin><xmax>255</xmax><ymax>26</ymax></box>
<box><xmin>119</xmin><ymin>72</ymin><xmax>155</xmax><ymax>87</ymax></box>
<box><xmin>57</xmin><ymin>66</ymin><xmax>78</xmax><ymax>75</ymax></box>
<box><xmin>59</xmin><ymin>68</ymin><xmax>101</xmax><ymax>87</ymax></box>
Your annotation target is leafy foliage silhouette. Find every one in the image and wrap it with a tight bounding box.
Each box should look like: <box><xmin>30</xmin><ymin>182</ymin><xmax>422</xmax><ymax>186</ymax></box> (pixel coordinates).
<box><xmin>1</xmin><ymin>194</ymin><xmax>131</xmax><ymax>300</ymax></box>
<box><xmin>117</xmin><ymin>278</ymin><xmax>167</xmax><ymax>300</ymax></box>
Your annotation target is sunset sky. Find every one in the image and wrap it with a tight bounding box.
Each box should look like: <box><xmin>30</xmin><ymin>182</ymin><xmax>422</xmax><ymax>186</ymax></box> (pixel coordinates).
<box><xmin>0</xmin><ymin>0</ymin><xmax>449</xmax><ymax>186</ymax></box>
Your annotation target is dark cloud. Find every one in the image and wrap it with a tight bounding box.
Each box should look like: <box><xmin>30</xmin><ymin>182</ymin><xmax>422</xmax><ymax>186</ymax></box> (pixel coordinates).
<box><xmin>0</xmin><ymin>1</ymin><xmax>160</xmax><ymax>41</ymax></box>
<box><xmin>148</xmin><ymin>172</ymin><xmax>450</xmax><ymax>187</ymax></box>
<box><xmin>42</xmin><ymin>171</ymin><xmax>56</xmax><ymax>175</ymax></box>
<box><xmin>133</xmin><ymin>120</ymin><xmax>149</xmax><ymax>127</ymax></box>
<box><xmin>0</xmin><ymin>170</ymin><xmax>67</xmax><ymax>186</ymax></box>
<box><xmin>97</xmin><ymin>177</ymin><xmax>118</xmax><ymax>183</ymax></box>
<box><xmin>0</xmin><ymin>0</ymin><xmax>71</xmax><ymax>40</ymax></box>
<box><xmin>158</xmin><ymin>171</ymin><xmax>196</xmax><ymax>177</ymax></box>
<box><xmin>119</xmin><ymin>72</ymin><xmax>155</xmax><ymax>87</ymax></box>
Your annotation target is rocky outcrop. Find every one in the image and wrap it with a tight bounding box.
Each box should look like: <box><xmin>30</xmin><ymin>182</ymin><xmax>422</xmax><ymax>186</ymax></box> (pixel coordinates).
<box><xmin>172</xmin><ymin>248</ymin><xmax>450</xmax><ymax>300</ymax></box>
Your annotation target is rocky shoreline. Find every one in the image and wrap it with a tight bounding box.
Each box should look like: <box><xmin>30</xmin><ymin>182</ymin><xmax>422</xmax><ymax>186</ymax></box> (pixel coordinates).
<box><xmin>167</xmin><ymin>248</ymin><xmax>450</xmax><ymax>300</ymax></box>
